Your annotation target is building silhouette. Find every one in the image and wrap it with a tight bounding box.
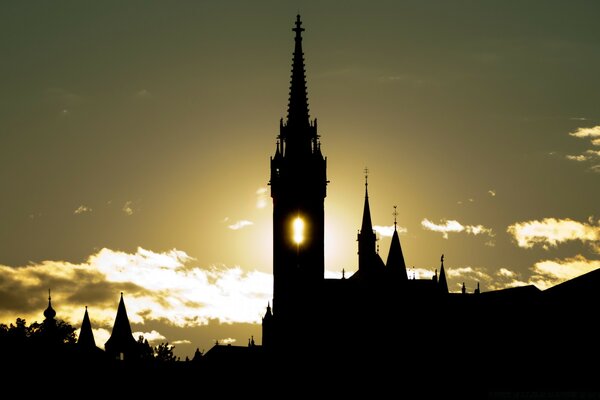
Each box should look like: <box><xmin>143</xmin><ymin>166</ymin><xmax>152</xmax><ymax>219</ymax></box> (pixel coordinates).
<box><xmin>3</xmin><ymin>14</ymin><xmax>599</xmax><ymax>393</ymax></box>
<box><xmin>259</xmin><ymin>15</ymin><xmax>600</xmax><ymax>390</ymax></box>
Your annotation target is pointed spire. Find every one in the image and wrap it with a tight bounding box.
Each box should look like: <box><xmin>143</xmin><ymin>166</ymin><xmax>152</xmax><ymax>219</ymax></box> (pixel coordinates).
<box><xmin>44</xmin><ymin>288</ymin><xmax>56</xmax><ymax>320</ymax></box>
<box><xmin>112</xmin><ymin>292</ymin><xmax>133</xmax><ymax>337</ymax></box>
<box><xmin>78</xmin><ymin>306</ymin><xmax>97</xmax><ymax>348</ymax></box>
<box><xmin>385</xmin><ymin>230</ymin><xmax>408</xmax><ymax>281</ymax></box>
<box><xmin>264</xmin><ymin>302</ymin><xmax>273</xmax><ymax>319</ymax></box>
<box><xmin>438</xmin><ymin>254</ymin><xmax>448</xmax><ymax>294</ymax></box>
<box><xmin>386</xmin><ymin>207</ymin><xmax>407</xmax><ymax>280</ymax></box>
<box><xmin>286</xmin><ymin>14</ymin><xmax>310</xmax><ymax>127</ymax></box>
<box><xmin>105</xmin><ymin>292</ymin><xmax>138</xmax><ymax>360</ymax></box>
<box><xmin>361</xmin><ymin>168</ymin><xmax>373</xmax><ymax>233</ymax></box>
<box><xmin>462</xmin><ymin>282</ymin><xmax>466</xmax><ymax>294</ymax></box>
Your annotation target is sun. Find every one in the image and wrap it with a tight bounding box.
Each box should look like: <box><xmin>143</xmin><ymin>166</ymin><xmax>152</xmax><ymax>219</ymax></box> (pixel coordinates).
<box><xmin>293</xmin><ymin>217</ymin><xmax>304</xmax><ymax>244</ymax></box>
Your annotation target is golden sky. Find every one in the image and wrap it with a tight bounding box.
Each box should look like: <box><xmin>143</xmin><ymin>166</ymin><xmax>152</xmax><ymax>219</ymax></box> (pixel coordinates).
<box><xmin>1</xmin><ymin>1</ymin><xmax>600</xmax><ymax>357</ymax></box>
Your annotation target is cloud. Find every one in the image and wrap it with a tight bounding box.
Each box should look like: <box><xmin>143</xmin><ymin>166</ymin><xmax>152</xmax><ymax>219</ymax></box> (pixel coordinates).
<box><xmin>122</xmin><ymin>201</ymin><xmax>134</xmax><ymax>216</ymax></box>
<box><xmin>172</xmin><ymin>339</ymin><xmax>191</xmax><ymax>345</ymax></box>
<box><xmin>0</xmin><ymin>247</ymin><xmax>273</xmax><ymax>339</ymax></box>
<box><xmin>488</xmin><ymin>190</ymin><xmax>496</xmax><ymax>197</ymax></box>
<box><xmin>445</xmin><ymin>266</ymin><xmax>527</xmax><ymax>292</ymax></box>
<box><xmin>587</xmin><ymin>149</ymin><xmax>600</xmax><ymax>157</ymax></box>
<box><xmin>133</xmin><ymin>330</ymin><xmax>166</xmax><ymax>344</ymax></box>
<box><xmin>569</xmin><ymin>126</ymin><xmax>600</xmax><ymax>139</ymax></box>
<box><xmin>528</xmin><ymin>255</ymin><xmax>600</xmax><ymax>290</ymax></box>
<box><xmin>507</xmin><ymin>217</ymin><xmax>600</xmax><ymax>251</ymax></box>
<box><xmin>421</xmin><ymin>218</ymin><xmax>494</xmax><ymax>239</ymax></box>
<box><xmin>218</xmin><ymin>337</ymin><xmax>236</xmax><ymax>345</ymax></box>
<box><xmin>74</xmin><ymin>205</ymin><xmax>92</xmax><ymax>215</ymax></box>
<box><xmin>569</xmin><ymin>117</ymin><xmax>587</xmax><ymax>121</ymax></box>
<box><xmin>566</xmin><ymin>126</ymin><xmax>600</xmax><ymax>170</ymax></box>
<box><xmin>256</xmin><ymin>187</ymin><xmax>268</xmax><ymax>209</ymax></box>
<box><xmin>228</xmin><ymin>220</ymin><xmax>253</xmax><ymax>230</ymax></box>
<box><xmin>498</xmin><ymin>268</ymin><xmax>516</xmax><ymax>278</ymax></box>
<box><xmin>566</xmin><ymin>154</ymin><xmax>588</xmax><ymax>162</ymax></box>
<box><xmin>373</xmin><ymin>225</ymin><xmax>407</xmax><ymax>237</ymax></box>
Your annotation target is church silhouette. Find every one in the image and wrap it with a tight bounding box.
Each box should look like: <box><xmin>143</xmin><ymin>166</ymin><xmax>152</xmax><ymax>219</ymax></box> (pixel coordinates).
<box><xmin>256</xmin><ymin>14</ymin><xmax>600</xmax><ymax>391</ymax></box>
<box><xmin>4</xmin><ymin>15</ymin><xmax>599</xmax><ymax>394</ymax></box>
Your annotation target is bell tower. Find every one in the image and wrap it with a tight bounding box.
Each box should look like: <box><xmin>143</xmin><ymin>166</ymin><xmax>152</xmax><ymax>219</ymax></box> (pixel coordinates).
<box><xmin>270</xmin><ymin>15</ymin><xmax>327</xmax><ymax>318</ymax></box>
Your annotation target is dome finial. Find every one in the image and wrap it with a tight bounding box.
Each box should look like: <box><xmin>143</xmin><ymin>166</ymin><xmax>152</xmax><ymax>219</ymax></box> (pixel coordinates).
<box><xmin>44</xmin><ymin>288</ymin><xmax>56</xmax><ymax>320</ymax></box>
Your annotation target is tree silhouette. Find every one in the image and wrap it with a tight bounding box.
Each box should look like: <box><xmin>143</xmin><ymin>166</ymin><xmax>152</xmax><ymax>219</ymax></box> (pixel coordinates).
<box><xmin>137</xmin><ymin>335</ymin><xmax>154</xmax><ymax>361</ymax></box>
<box><xmin>154</xmin><ymin>342</ymin><xmax>176</xmax><ymax>363</ymax></box>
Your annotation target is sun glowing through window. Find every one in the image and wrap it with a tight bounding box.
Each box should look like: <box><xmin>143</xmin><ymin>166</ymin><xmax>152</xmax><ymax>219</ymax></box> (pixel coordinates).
<box><xmin>293</xmin><ymin>217</ymin><xmax>304</xmax><ymax>244</ymax></box>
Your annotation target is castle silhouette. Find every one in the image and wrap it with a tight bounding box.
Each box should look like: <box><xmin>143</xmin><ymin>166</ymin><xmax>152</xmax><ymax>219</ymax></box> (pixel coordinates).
<box><xmin>5</xmin><ymin>15</ymin><xmax>599</xmax><ymax>393</ymax></box>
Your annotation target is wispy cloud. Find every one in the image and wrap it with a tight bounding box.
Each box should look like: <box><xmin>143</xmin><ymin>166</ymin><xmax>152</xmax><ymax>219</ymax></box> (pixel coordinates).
<box><xmin>528</xmin><ymin>255</ymin><xmax>600</xmax><ymax>290</ymax></box>
<box><xmin>133</xmin><ymin>330</ymin><xmax>166</xmax><ymax>344</ymax></box>
<box><xmin>256</xmin><ymin>187</ymin><xmax>268</xmax><ymax>209</ymax></box>
<box><xmin>566</xmin><ymin>154</ymin><xmax>589</xmax><ymax>162</ymax></box>
<box><xmin>122</xmin><ymin>201</ymin><xmax>134</xmax><ymax>216</ymax></box>
<box><xmin>566</xmin><ymin>126</ymin><xmax>600</xmax><ymax>171</ymax></box>
<box><xmin>228</xmin><ymin>220</ymin><xmax>253</xmax><ymax>230</ymax></box>
<box><xmin>569</xmin><ymin>126</ymin><xmax>600</xmax><ymax>140</ymax></box>
<box><xmin>488</xmin><ymin>190</ymin><xmax>496</xmax><ymax>197</ymax></box>
<box><xmin>418</xmin><ymin>257</ymin><xmax>599</xmax><ymax>292</ymax></box>
<box><xmin>218</xmin><ymin>337</ymin><xmax>236</xmax><ymax>345</ymax></box>
<box><xmin>373</xmin><ymin>225</ymin><xmax>407</xmax><ymax>237</ymax></box>
<box><xmin>172</xmin><ymin>339</ymin><xmax>191</xmax><ymax>345</ymax></box>
<box><xmin>569</xmin><ymin>117</ymin><xmax>588</xmax><ymax>121</ymax></box>
<box><xmin>0</xmin><ymin>247</ymin><xmax>273</xmax><ymax>338</ymax></box>
<box><xmin>507</xmin><ymin>217</ymin><xmax>600</xmax><ymax>251</ymax></box>
<box><xmin>445</xmin><ymin>266</ymin><xmax>527</xmax><ymax>292</ymax></box>
<box><xmin>421</xmin><ymin>218</ymin><xmax>494</xmax><ymax>239</ymax></box>
<box><xmin>74</xmin><ymin>205</ymin><xmax>92</xmax><ymax>215</ymax></box>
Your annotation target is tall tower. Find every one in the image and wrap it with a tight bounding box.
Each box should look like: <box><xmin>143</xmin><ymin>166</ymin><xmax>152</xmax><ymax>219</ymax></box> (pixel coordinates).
<box><xmin>270</xmin><ymin>15</ymin><xmax>327</xmax><ymax>318</ymax></box>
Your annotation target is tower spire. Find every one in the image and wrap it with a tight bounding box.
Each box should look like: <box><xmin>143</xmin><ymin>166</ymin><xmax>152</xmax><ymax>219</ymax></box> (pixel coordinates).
<box><xmin>361</xmin><ymin>168</ymin><xmax>373</xmax><ymax>233</ymax></box>
<box><xmin>438</xmin><ymin>254</ymin><xmax>449</xmax><ymax>294</ymax></box>
<box><xmin>286</xmin><ymin>14</ymin><xmax>310</xmax><ymax>128</ymax></box>
<box><xmin>386</xmin><ymin>205</ymin><xmax>407</xmax><ymax>279</ymax></box>
<box><xmin>78</xmin><ymin>306</ymin><xmax>97</xmax><ymax>349</ymax></box>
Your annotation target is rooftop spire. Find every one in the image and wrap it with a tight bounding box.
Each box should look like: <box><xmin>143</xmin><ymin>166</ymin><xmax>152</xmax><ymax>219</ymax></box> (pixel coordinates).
<box><xmin>361</xmin><ymin>168</ymin><xmax>373</xmax><ymax>233</ymax></box>
<box><xmin>105</xmin><ymin>292</ymin><xmax>138</xmax><ymax>360</ymax></box>
<box><xmin>44</xmin><ymin>288</ymin><xmax>56</xmax><ymax>320</ymax></box>
<box><xmin>286</xmin><ymin>14</ymin><xmax>310</xmax><ymax>127</ymax></box>
<box><xmin>78</xmin><ymin>306</ymin><xmax>97</xmax><ymax>349</ymax></box>
<box><xmin>438</xmin><ymin>254</ymin><xmax>449</xmax><ymax>294</ymax></box>
<box><xmin>386</xmin><ymin>206</ymin><xmax>407</xmax><ymax>278</ymax></box>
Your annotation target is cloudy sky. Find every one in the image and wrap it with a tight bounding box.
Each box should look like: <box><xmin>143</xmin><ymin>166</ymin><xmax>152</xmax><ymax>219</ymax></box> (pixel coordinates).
<box><xmin>2</xmin><ymin>1</ymin><xmax>600</xmax><ymax>357</ymax></box>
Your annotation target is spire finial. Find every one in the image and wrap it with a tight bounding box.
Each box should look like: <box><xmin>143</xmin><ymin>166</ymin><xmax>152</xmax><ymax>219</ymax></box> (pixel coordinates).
<box><xmin>286</xmin><ymin>14</ymin><xmax>310</xmax><ymax>127</ymax></box>
<box><xmin>293</xmin><ymin>14</ymin><xmax>305</xmax><ymax>37</ymax></box>
<box><xmin>441</xmin><ymin>254</ymin><xmax>444</xmax><ymax>264</ymax></box>
<box><xmin>393</xmin><ymin>205</ymin><xmax>398</xmax><ymax>229</ymax></box>
<box><xmin>44</xmin><ymin>288</ymin><xmax>56</xmax><ymax>320</ymax></box>
<box><xmin>342</xmin><ymin>268</ymin><xmax>345</xmax><ymax>279</ymax></box>
<box><xmin>364</xmin><ymin>167</ymin><xmax>369</xmax><ymax>188</ymax></box>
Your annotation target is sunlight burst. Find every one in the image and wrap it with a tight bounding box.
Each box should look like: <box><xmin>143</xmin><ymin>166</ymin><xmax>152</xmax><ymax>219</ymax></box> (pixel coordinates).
<box><xmin>293</xmin><ymin>217</ymin><xmax>304</xmax><ymax>244</ymax></box>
